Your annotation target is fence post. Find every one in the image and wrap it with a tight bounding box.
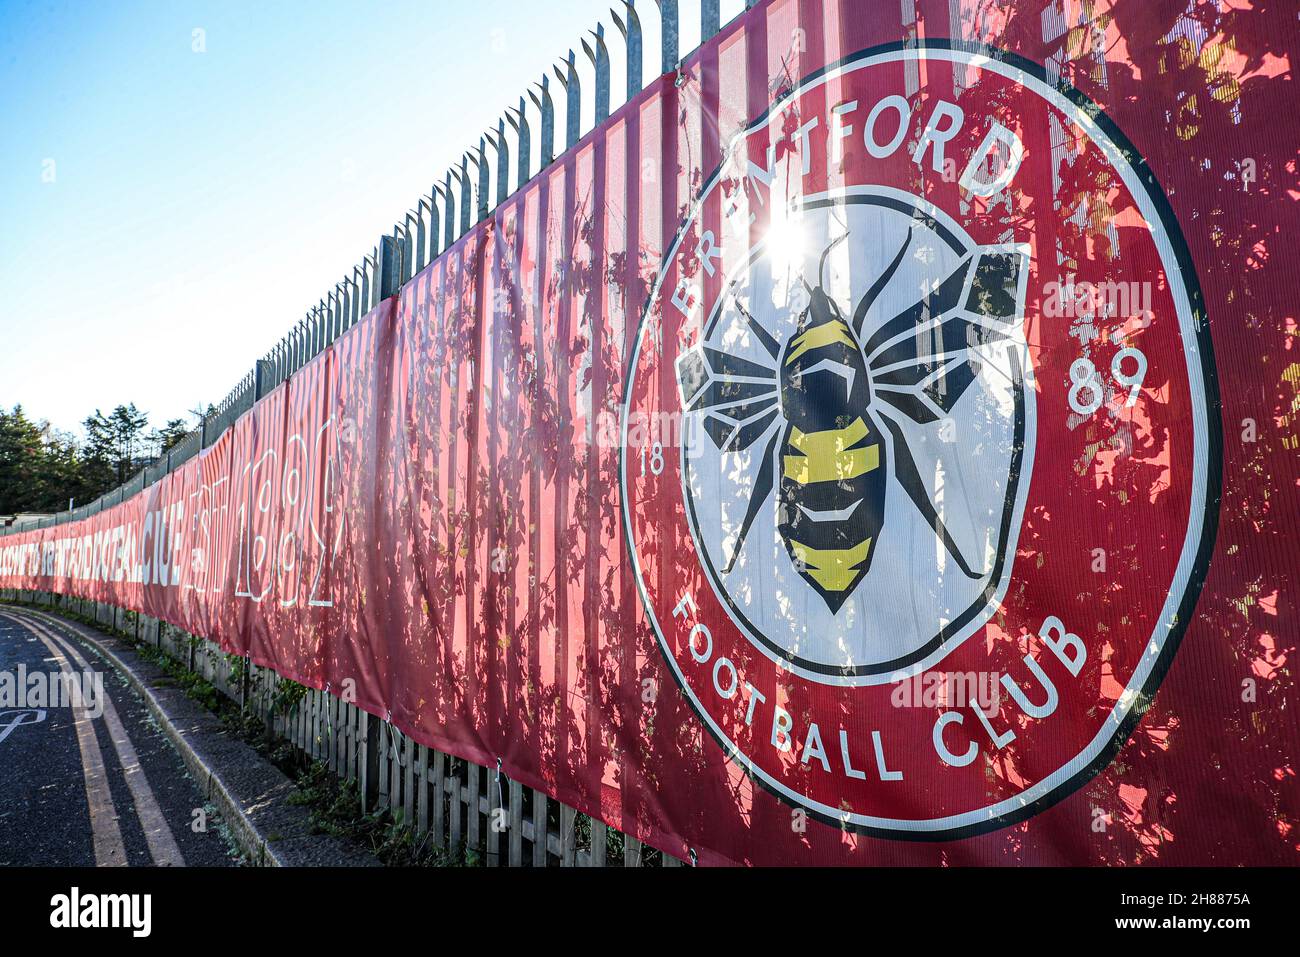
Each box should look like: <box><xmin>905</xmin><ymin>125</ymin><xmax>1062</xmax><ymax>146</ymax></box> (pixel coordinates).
<box><xmin>457</xmin><ymin>156</ymin><xmax>472</xmax><ymax>235</ymax></box>
<box><xmin>492</xmin><ymin>118</ymin><xmax>510</xmax><ymax>205</ymax></box>
<box><xmin>508</xmin><ymin>98</ymin><xmax>530</xmax><ymax>190</ymax></box>
<box><xmin>702</xmin><ymin>0</ymin><xmax>720</xmax><ymax>42</ymax></box>
<box><xmin>557</xmin><ymin>50</ymin><xmax>580</xmax><ymax>150</ymax></box>
<box><xmin>531</xmin><ymin>75</ymin><xmax>555</xmax><ymax>168</ymax></box>
<box><xmin>658</xmin><ymin>0</ymin><xmax>679</xmax><ymax>73</ymax></box>
<box><xmin>360</xmin><ymin>711</ymin><xmax>381</xmax><ymax>812</ymax></box>
<box><xmin>475</xmin><ymin>139</ymin><xmax>490</xmax><ymax>221</ymax></box>
<box><xmin>254</xmin><ymin>359</ymin><xmax>274</xmax><ymax>400</ymax></box>
<box><xmin>442</xmin><ymin>173</ymin><xmax>456</xmax><ymax>247</ymax></box>
<box><xmin>377</xmin><ymin>234</ymin><xmax>400</xmax><ymax>301</ymax></box>
<box><xmin>428</xmin><ymin>190</ymin><xmax>442</xmax><ymax>259</ymax></box>
<box><xmin>584</xmin><ymin>25</ymin><xmax>610</xmax><ymax>125</ymax></box>
<box><xmin>614</xmin><ymin>2</ymin><xmax>643</xmax><ymax>101</ymax></box>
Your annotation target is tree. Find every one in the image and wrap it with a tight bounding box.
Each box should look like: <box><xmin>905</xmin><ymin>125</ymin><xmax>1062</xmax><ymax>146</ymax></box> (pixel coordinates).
<box><xmin>107</xmin><ymin>403</ymin><xmax>150</xmax><ymax>482</ymax></box>
<box><xmin>0</xmin><ymin>405</ymin><xmax>47</xmax><ymax>513</ymax></box>
<box><xmin>158</xmin><ymin>417</ymin><xmax>190</xmax><ymax>452</ymax></box>
<box><xmin>0</xmin><ymin>403</ymin><xmax>191</xmax><ymax>512</ymax></box>
<box><xmin>145</xmin><ymin>418</ymin><xmax>191</xmax><ymax>460</ymax></box>
<box><xmin>0</xmin><ymin>406</ymin><xmax>89</xmax><ymax>513</ymax></box>
<box><xmin>82</xmin><ymin>404</ymin><xmax>150</xmax><ymax>486</ymax></box>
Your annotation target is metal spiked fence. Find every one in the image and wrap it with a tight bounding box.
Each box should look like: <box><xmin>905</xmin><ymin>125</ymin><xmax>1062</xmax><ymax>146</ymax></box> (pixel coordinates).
<box><xmin>1</xmin><ymin>0</ymin><xmax>764</xmax><ymax>538</ymax></box>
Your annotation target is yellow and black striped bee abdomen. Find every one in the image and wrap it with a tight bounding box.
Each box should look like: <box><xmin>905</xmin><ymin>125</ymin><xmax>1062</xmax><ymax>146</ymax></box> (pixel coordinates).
<box><xmin>777</xmin><ymin>284</ymin><xmax>886</xmax><ymax>612</ymax></box>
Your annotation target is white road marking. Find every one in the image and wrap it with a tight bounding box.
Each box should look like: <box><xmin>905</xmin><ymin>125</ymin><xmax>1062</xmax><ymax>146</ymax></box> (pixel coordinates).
<box><xmin>0</xmin><ymin>612</ymin><xmax>127</xmax><ymax>867</ymax></box>
<box><xmin>4</xmin><ymin>611</ymin><xmax>186</xmax><ymax>867</ymax></box>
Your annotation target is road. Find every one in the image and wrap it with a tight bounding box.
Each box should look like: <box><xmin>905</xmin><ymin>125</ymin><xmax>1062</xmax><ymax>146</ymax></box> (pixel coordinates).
<box><xmin>0</xmin><ymin>608</ymin><xmax>239</xmax><ymax>866</ymax></box>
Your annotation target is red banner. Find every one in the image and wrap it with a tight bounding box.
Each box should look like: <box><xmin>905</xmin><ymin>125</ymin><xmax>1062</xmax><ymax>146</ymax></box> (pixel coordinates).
<box><xmin>3</xmin><ymin>0</ymin><xmax>1296</xmax><ymax>864</ymax></box>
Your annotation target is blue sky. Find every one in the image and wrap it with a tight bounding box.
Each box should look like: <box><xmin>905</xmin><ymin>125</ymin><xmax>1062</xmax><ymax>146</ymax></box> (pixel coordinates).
<box><xmin>0</xmin><ymin>0</ymin><xmax>733</xmax><ymax>436</ymax></box>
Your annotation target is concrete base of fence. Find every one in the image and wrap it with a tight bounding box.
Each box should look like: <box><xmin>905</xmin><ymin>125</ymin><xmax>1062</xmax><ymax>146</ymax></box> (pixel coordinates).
<box><xmin>5</xmin><ymin>604</ymin><xmax>379</xmax><ymax>868</ymax></box>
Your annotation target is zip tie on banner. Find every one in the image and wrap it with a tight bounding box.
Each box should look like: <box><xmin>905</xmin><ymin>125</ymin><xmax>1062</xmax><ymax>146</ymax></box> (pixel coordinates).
<box><xmin>495</xmin><ymin>757</ymin><xmax>505</xmax><ymax>812</ymax></box>
<box><xmin>383</xmin><ymin>710</ymin><xmax>398</xmax><ymax>757</ymax></box>
<box><xmin>324</xmin><ymin>682</ymin><xmax>334</xmax><ymax>744</ymax></box>
<box><xmin>688</xmin><ymin>847</ymin><xmax>698</xmax><ymax>867</ymax></box>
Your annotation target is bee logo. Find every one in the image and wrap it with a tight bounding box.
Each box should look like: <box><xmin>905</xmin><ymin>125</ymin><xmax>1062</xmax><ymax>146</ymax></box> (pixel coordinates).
<box><xmin>669</xmin><ymin>191</ymin><xmax>1034</xmax><ymax>678</ymax></box>
<box><xmin>678</xmin><ymin>223</ymin><xmax>1026</xmax><ymax>614</ymax></box>
<box><xmin>621</xmin><ymin>44</ymin><xmax>1216</xmax><ymax>841</ymax></box>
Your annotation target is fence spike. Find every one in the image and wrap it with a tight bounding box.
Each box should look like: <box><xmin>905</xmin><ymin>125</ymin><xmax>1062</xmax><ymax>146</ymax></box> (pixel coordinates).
<box><xmin>399</xmin><ymin>214</ymin><xmax>414</xmax><ymax>281</ymax></box>
<box><xmin>429</xmin><ymin>186</ymin><xmax>443</xmax><ymax>257</ymax></box>
<box><xmin>583</xmin><ymin>24</ymin><xmax>610</xmax><ymax>124</ymax></box>
<box><xmin>528</xmin><ymin>75</ymin><xmax>555</xmax><ymax>168</ymax></box>
<box><xmin>336</xmin><ymin>281</ymin><xmax>349</xmax><ymax>336</ymax></box>
<box><xmin>474</xmin><ymin>140</ymin><xmax>490</xmax><ymax>221</ymax></box>
<box><xmin>507</xmin><ymin>97</ymin><xmax>531</xmax><ymax>190</ymax></box>
<box><xmin>455</xmin><ymin>158</ymin><xmax>472</xmax><ymax>234</ymax></box>
<box><xmin>489</xmin><ymin>119</ymin><xmax>510</xmax><ymax>205</ymax></box>
<box><xmin>442</xmin><ymin>173</ymin><xmax>456</xmax><ymax>246</ymax></box>
<box><xmin>554</xmin><ymin>51</ymin><xmax>581</xmax><ymax>150</ymax></box>
<box><xmin>414</xmin><ymin>200</ymin><xmax>429</xmax><ymax>271</ymax></box>
<box><xmin>612</xmin><ymin>1</ymin><xmax>643</xmax><ymax>102</ymax></box>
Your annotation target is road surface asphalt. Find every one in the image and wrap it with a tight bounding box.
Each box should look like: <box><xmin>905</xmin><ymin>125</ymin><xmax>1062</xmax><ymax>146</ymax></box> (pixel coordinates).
<box><xmin>0</xmin><ymin>608</ymin><xmax>240</xmax><ymax>866</ymax></box>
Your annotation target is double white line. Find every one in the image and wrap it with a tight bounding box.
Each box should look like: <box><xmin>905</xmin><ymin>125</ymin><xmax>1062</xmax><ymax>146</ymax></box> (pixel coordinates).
<box><xmin>0</xmin><ymin>610</ymin><xmax>186</xmax><ymax>867</ymax></box>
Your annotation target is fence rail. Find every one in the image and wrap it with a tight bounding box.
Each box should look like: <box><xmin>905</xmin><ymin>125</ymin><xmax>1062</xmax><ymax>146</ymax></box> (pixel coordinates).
<box><xmin>1</xmin><ymin>0</ymin><xmax>761</xmax><ymax>539</ymax></box>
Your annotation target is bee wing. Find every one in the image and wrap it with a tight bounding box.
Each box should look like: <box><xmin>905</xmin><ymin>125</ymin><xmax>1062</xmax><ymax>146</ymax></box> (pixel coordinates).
<box><xmin>873</xmin><ymin>409</ymin><xmax>984</xmax><ymax>580</ymax></box>
<box><xmin>676</xmin><ymin>343</ymin><xmax>780</xmax><ymax>453</ymax></box>
<box><xmin>721</xmin><ymin>429</ymin><xmax>781</xmax><ymax>573</ymax></box>
<box><xmin>851</xmin><ymin>226</ymin><xmax>913</xmax><ymax>338</ymax></box>
<box><xmin>675</xmin><ymin>340</ymin><xmax>783</xmax><ymax>572</ymax></box>
<box><xmin>866</xmin><ymin>249</ymin><xmax>1027</xmax><ymax>424</ymax></box>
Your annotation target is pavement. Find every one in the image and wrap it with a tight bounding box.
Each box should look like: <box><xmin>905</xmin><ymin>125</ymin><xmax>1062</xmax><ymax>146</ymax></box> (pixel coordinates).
<box><xmin>0</xmin><ymin>608</ymin><xmax>240</xmax><ymax>866</ymax></box>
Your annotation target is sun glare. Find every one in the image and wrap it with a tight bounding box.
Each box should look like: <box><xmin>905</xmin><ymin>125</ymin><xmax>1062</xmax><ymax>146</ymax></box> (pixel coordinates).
<box><xmin>764</xmin><ymin>211</ymin><xmax>807</xmax><ymax>275</ymax></box>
